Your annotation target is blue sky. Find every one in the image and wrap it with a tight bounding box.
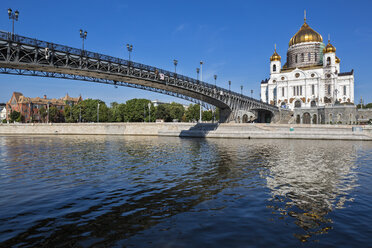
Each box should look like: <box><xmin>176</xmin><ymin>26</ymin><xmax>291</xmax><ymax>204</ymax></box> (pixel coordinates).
<box><xmin>1</xmin><ymin>0</ymin><xmax>372</xmax><ymax>105</ymax></box>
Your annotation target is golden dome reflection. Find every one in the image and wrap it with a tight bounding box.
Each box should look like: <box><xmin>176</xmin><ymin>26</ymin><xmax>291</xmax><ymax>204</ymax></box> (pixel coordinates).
<box><xmin>289</xmin><ymin>21</ymin><xmax>323</xmax><ymax>47</ymax></box>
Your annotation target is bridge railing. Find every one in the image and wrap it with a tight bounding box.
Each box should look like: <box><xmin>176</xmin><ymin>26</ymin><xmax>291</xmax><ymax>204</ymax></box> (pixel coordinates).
<box><xmin>0</xmin><ymin>31</ymin><xmax>277</xmax><ymax>110</ymax></box>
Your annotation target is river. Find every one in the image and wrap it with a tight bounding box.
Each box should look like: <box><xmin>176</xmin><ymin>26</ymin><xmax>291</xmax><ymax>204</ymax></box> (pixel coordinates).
<box><xmin>0</xmin><ymin>135</ymin><xmax>371</xmax><ymax>247</ymax></box>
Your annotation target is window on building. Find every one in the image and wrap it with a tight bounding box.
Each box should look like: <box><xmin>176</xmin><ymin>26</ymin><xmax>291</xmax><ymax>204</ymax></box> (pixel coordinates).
<box><xmin>312</xmin><ymin>85</ymin><xmax>315</xmax><ymax>95</ymax></box>
<box><xmin>315</xmin><ymin>53</ymin><xmax>317</xmax><ymax>61</ymax></box>
<box><xmin>301</xmin><ymin>53</ymin><xmax>304</xmax><ymax>62</ymax></box>
<box><xmin>327</xmin><ymin>57</ymin><xmax>331</xmax><ymax>65</ymax></box>
<box><xmin>295</xmin><ymin>55</ymin><xmax>298</xmax><ymax>63</ymax></box>
<box><xmin>293</xmin><ymin>87</ymin><xmax>296</xmax><ymax>96</ymax></box>
<box><xmin>343</xmin><ymin>85</ymin><xmax>346</xmax><ymax>95</ymax></box>
<box><xmin>300</xmin><ymin>86</ymin><xmax>302</xmax><ymax>95</ymax></box>
<box><xmin>273</xmin><ymin>64</ymin><xmax>276</xmax><ymax>72</ymax></box>
<box><xmin>282</xmin><ymin>87</ymin><xmax>284</xmax><ymax>97</ymax></box>
<box><xmin>308</xmin><ymin>53</ymin><xmax>311</xmax><ymax>61</ymax></box>
<box><xmin>328</xmin><ymin>85</ymin><xmax>331</xmax><ymax>94</ymax></box>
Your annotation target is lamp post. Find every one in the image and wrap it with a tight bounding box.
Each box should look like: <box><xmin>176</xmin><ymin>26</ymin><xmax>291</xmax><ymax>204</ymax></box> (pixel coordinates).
<box><xmin>148</xmin><ymin>102</ymin><xmax>151</xmax><ymax>122</ymax></box>
<box><xmin>97</xmin><ymin>103</ymin><xmax>100</xmax><ymax>123</ymax></box>
<box><xmin>47</xmin><ymin>102</ymin><xmax>50</xmax><ymax>124</ymax></box>
<box><xmin>251</xmin><ymin>89</ymin><xmax>253</xmax><ymax>98</ymax></box>
<box><xmin>173</xmin><ymin>59</ymin><xmax>178</xmax><ymax>73</ymax></box>
<box><xmin>79</xmin><ymin>29</ymin><xmax>87</xmax><ymax>51</ymax></box>
<box><xmin>7</xmin><ymin>8</ymin><xmax>19</xmax><ymax>39</ymax></box>
<box><xmin>126</xmin><ymin>44</ymin><xmax>133</xmax><ymax>63</ymax></box>
<box><xmin>214</xmin><ymin>75</ymin><xmax>217</xmax><ymax>88</ymax></box>
<box><xmin>228</xmin><ymin>81</ymin><xmax>231</xmax><ymax>92</ymax></box>
<box><xmin>199</xmin><ymin>61</ymin><xmax>203</xmax><ymax>123</ymax></box>
<box><xmin>241</xmin><ymin>85</ymin><xmax>243</xmax><ymax>96</ymax></box>
<box><xmin>196</xmin><ymin>68</ymin><xmax>200</xmax><ymax>81</ymax></box>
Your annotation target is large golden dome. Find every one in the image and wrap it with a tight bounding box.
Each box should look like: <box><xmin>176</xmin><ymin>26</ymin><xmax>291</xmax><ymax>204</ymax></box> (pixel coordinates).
<box><xmin>289</xmin><ymin>21</ymin><xmax>323</xmax><ymax>46</ymax></box>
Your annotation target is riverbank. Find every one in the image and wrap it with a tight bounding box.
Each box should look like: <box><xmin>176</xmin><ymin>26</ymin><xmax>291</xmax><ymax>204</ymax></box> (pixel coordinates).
<box><xmin>1</xmin><ymin>122</ymin><xmax>372</xmax><ymax>141</ymax></box>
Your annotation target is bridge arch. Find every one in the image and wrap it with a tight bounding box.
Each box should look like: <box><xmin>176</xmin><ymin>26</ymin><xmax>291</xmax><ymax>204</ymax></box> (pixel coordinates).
<box><xmin>0</xmin><ymin>32</ymin><xmax>279</xmax><ymax>123</ymax></box>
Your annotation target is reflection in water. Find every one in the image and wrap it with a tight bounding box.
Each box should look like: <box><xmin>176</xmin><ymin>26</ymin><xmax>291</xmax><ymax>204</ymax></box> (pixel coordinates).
<box><xmin>261</xmin><ymin>141</ymin><xmax>360</xmax><ymax>242</ymax></box>
<box><xmin>0</xmin><ymin>135</ymin><xmax>371</xmax><ymax>247</ymax></box>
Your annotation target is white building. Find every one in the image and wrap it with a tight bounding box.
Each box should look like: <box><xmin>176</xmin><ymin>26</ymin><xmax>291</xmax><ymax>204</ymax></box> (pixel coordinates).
<box><xmin>261</xmin><ymin>15</ymin><xmax>354</xmax><ymax>110</ymax></box>
<box><xmin>0</xmin><ymin>105</ymin><xmax>6</xmax><ymax>121</ymax></box>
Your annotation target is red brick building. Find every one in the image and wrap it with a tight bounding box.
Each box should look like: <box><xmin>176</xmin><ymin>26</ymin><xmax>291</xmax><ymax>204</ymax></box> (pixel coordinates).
<box><xmin>6</xmin><ymin>92</ymin><xmax>82</xmax><ymax>122</ymax></box>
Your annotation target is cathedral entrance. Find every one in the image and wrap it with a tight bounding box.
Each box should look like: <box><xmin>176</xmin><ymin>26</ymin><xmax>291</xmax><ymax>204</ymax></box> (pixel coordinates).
<box><xmin>303</xmin><ymin>112</ymin><xmax>311</xmax><ymax>124</ymax></box>
<box><xmin>296</xmin><ymin>115</ymin><xmax>301</xmax><ymax>124</ymax></box>
<box><xmin>312</xmin><ymin>114</ymin><xmax>317</xmax><ymax>124</ymax></box>
<box><xmin>242</xmin><ymin>114</ymin><xmax>248</xmax><ymax>123</ymax></box>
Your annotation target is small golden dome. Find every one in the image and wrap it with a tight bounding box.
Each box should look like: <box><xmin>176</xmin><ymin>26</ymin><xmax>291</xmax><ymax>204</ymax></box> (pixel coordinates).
<box><xmin>336</xmin><ymin>56</ymin><xmax>340</xmax><ymax>63</ymax></box>
<box><xmin>270</xmin><ymin>49</ymin><xmax>281</xmax><ymax>61</ymax></box>
<box><xmin>323</xmin><ymin>41</ymin><xmax>336</xmax><ymax>53</ymax></box>
<box><xmin>289</xmin><ymin>21</ymin><xmax>323</xmax><ymax>46</ymax></box>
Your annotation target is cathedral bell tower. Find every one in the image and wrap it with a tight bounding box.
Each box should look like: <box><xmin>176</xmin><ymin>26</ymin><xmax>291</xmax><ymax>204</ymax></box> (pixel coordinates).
<box><xmin>270</xmin><ymin>44</ymin><xmax>281</xmax><ymax>74</ymax></box>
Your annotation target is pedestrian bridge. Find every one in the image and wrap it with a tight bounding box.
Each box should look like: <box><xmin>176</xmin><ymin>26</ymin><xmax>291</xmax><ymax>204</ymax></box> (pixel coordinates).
<box><xmin>0</xmin><ymin>31</ymin><xmax>278</xmax><ymax>123</ymax></box>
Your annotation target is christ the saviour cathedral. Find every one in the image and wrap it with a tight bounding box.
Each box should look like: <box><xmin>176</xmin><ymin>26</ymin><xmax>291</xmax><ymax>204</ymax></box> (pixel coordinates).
<box><xmin>260</xmin><ymin>13</ymin><xmax>370</xmax><ymax>124</ymax></box>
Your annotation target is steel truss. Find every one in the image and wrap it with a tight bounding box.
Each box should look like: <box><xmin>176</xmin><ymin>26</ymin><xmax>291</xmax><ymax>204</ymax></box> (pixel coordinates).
<box><xmin>0</xmin><ymin>31</ymin><xmax>278</xmax><ymax>122</ymax></box>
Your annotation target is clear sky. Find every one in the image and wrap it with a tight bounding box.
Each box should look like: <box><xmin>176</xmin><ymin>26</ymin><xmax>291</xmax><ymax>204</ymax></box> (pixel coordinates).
<box><xmin>1</xmin><ymin>0</ymin><xmax>371</xmax><ymax>105</ymax></box>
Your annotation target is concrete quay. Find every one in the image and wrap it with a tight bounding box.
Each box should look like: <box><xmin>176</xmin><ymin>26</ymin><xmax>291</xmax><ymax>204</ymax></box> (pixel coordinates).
<box><xmin>0</xmin><ymin>123</ymin><xmax>371</xmax><ymax>141</ymax></box>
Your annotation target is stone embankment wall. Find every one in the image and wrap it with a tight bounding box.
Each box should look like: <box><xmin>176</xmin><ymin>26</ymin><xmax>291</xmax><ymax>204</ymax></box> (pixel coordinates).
<box><xmin>0</xmin><ymin>123</ymin><xmax>371</xmax><ymax>141</ymax></box>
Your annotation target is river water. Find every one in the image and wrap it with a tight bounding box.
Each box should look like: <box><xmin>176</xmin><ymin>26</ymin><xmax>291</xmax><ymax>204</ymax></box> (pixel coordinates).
<box><xmin>0</xmin><ymin>135</ymin><xmax>371</xmax><ymax>247</ymax></box>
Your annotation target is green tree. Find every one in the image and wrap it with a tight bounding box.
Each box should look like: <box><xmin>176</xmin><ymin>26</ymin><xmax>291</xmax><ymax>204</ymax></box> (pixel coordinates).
<box><xmin>169</xmin><ymin>102</ymin><xmax>185</xmax><ymax>121</ymax></box>
<box><xmin>39</xmin><ymin>107</ymin><xmax>47</xmax><ymax>123</ymax></box>
<box><xmin>124</xmin><ymin>99</ymin><xmax>155</xmax><ymax>122</ymax></box>
<box><xmin>73</xmin><ymin>99</ymin><xmax>111</xmax><ymax>122</ymax></box>
<box><xmin>155</xmin><ymin>104</ymin><xmax>171</xmax><ymax>121</ymax></box>
<box><xmin>110</xmin><ymin>102</ymin><xmax>126</xmax><ymax>122</ymax></box>
<box><xmin>365</xmin><ymin>103</ymin><xmax>372</xmax><ymax>108</ymax></box>
<box><xmin>185</xmin><ymin>104</ymin><xmax>200</xmax><ymax>122</ymax></box>
<box><xmin>64</xmin><ymin>105</ymin><xmax>74</xmax><ymax>123</ymax></box>
<box><xmin>48</xmin><ymin>106</ymin><xmax>64</xmax><ymax>123</ymax></box>
<box><xmin>202</xmin><ymin>110</ymin><xmax>213</xmax><ymax>121</ymax></box>
<box><xmin>9</xmin><ymin>111</ymin><xmax>21</xmax><ymax>122</ymax></box>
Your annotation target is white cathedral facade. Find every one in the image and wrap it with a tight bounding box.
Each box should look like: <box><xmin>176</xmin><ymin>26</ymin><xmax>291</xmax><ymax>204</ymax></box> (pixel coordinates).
<box><xmin>260</xmin><ymin>16</ymin><xmax>354</xmax><ymax>111</ymax></box>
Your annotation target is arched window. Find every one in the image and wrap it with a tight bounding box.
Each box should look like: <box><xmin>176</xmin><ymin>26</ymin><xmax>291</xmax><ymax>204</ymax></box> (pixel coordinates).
<box><xmin>328</xmin><ymin>85</ymin><xmax>331</xmax><ymax>95</ymax></box>
<box><xmin>327</xmin><ymin>57</ymin><xmax>331</xmax><ymax>65</ymax></box>
<box><xmin>312</xmin><ymin>85</ymin><xmax>315</xmax><ymax>95</ymax></box>
<box><xmin>294</xmin><ymin>100</ymin><xmax>301</xmax><ymax>108</ymax></box>
<box><xmin>343</xmin><ymin>85</ymin><xmax>346</xmax><ymax>95</ymax></box>
<box><xmin>301</xmin><ymin>53</ymin><xmax>304</xmax><ymax>62</ymax></box>
<box><xmin>311</xmin><ymin>100</ymin><xmax>316</xmax><ymax>107</ymax></box>
<box><xmin>308</xmin><ymin>53</ymin><xmax>311</xmax><ymax>61</ymax></box>
<box><xmin>295</xmin><ymin>55</ymin><xmax>298</xmax><ymax>63</ymax></box>
<box><xmin>273</xmin><ymin>64</ymin><xmax>276</xmax><ymax>72</ymax></box>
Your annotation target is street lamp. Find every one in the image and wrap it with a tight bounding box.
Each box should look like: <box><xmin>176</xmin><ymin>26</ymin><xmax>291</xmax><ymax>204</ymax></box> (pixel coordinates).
<box><xmin>126</xmin><ymin>44</ymin><xmax>133</xmax><ymax>62</ymax></box>
<box><xmin>148</xmin><ymin>102</ymin><xmax>151</xmax><ymax>122</ymax></box>
<box><xmin>241</xmin><ymin>85</ymin><xmax>243</xmax><ymax>96</ymax></box>
<box><xmin>228</xmin><ymin>81</ymin><xmax>231</xmax><ymax>92</ymax></box>
<box><xmin>97</xmin><ymin>103</ymin><xmax>100</xmax><ymax>123</ymax></box>
<box><xmin>199</xmin><ymin>61</ymin><xmax>204</xmax><ymax>123</ymax></box>
<box><xmin>79</xmin><ymin>29</ymin><xmax>87</xmax><ymax>51</ymax></box>
<box><xmin>214</xmin><ymin>75</ymin><xmax>217</xmax><ymax>88</ymax></box>
<box><xmin>8</xmin><ymin>8</ymin><xmax>19</xmax><ymax>39</ymax></box>
<box><xmin>251</xmin><ymin>89</ymin><xmax>253</xmax><ymax>98</ymax></box>
<box><xmin>196</xmin><ymin>68</ymin><xmax>200</xmax><ymax>81</ymax></box>
<box><xmin>173</xmin><ymin>59</ymin><xmax>178</xmax><ymax>73</ymax></box>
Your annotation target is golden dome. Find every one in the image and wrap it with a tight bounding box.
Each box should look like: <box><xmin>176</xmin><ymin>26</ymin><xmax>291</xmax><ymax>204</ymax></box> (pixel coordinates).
<box><xmin>336</xmin><ymin>56</ymin><xmax>340</xmax><ymax>63</ymax></box>
<box><xmin>323</xmin><ymin>41</ymin><xmax>336</xmax><ymax>53</ymax></box>
<box><xmin>270</xmin><ymin>49</ymin><xmax>281</xmax><ymax>61</ymax></box>
<box><xmin>289</xmin><ymin>21</ymin><xmax>323</xmax><ymax>46</ymax></box>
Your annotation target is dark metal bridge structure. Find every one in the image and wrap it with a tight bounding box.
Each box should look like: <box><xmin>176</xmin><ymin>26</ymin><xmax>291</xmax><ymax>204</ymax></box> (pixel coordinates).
<box><xmin>0</xmin><ymin>31</ymin><xmax>278</xmax><ymax>123</ymax></box>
